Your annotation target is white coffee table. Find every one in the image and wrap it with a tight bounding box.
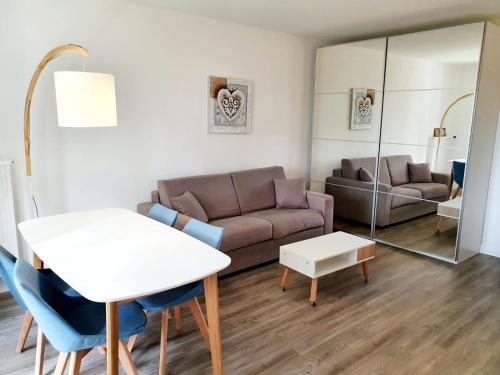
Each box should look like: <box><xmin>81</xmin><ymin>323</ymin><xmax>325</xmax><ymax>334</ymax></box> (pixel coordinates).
<box><xmin>279</xmin><ymin>231</ymin><xmax>375</xmax><ymax>306</ymax></box>
<box><xmin>436</xmin><ymin>197</ymin><xmax>462</xmax><ymax>233</ymax></box>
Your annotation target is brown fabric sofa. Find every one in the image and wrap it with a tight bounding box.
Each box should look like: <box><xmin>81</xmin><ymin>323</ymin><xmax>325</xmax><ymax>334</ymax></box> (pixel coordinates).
<box><xmin>325</xmin><ymin>155</ymin><xmax>451</xmax><ymax>227</ymax></box>
<box><xmin>138</xmin><ymin>166</ymin><xmax>333</xmax><ymax>275</ymax></box>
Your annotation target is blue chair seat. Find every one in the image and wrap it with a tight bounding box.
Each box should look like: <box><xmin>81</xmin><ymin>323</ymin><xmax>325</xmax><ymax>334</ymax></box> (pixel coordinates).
<box><xmin>14</xmin><ymin>259</ymin><xmax>147</xmax><ymax>353</ymax></box>
<box><xmin>137</xmin><ymin>281</ymin><xmax>203</xmax><ymax>311</ymax></box>
<box><xmin>40</xmin><ymin>269</ymin><xmax>81</xmax><ymax>297</ymax></box>
<box><xmin>63</xmin><ymin>302</ymin><xmax>147</xmax><ymax>351</ymax></box>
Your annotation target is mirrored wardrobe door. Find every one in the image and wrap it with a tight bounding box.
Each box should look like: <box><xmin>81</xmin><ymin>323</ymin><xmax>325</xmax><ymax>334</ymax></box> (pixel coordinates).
<box><xmin>373</xmin><ymin>23</ymin><xmax>484</xmax><ymax>261</ymax></box>
<box><xmin>310</xmin><ymin>38</ymin><xmax>386</xmax><ymax>238</ymax></box>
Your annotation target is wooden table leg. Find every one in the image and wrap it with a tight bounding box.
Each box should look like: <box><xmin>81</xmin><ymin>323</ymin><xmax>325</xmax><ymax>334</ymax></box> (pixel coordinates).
<box><xmin>106</xmin><ymin>302</ymin><xmax>119</xmax><ymax>375</ymax></box>
<box><xmin>32</xmin><ymin>252</ymin><xmax>43</xmax><ymax>269</ymax></box>
<box><xmin>281</xmin><ymin>267</ymin><xmax>290</xmax><ymax>291</ymax></box>
<box><xmin>310</xmin><ymin>278</ymin><xmax>318</xmax><ymax>307</ymax></box>
<box><xmin>204</xmin><ymin>273</ymin><xmax>223</xmax><ymax>375</ymax></box>
<box><xmin>361</xmin><ymin>262</ymin><xmax>369</xmax><ymax>283</ymax></box>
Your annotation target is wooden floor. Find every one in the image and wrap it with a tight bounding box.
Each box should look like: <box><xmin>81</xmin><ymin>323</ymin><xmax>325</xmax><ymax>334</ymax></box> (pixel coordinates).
<box><xmin>334</xmin><ymin>214</ymin><xmax>458</xmax><ymax>259</ymax></box>
<box><xmin>2</xmin><ymin>245</ymin><xmax>500</xmax><ymax>374</ymax></box>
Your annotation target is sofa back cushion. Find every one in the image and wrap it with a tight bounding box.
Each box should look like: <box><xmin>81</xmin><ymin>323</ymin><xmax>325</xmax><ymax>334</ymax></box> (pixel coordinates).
<box><xmin>385</xmin><ymin>155</ymin><xmax>413</xmax><ymax>186</ymax></box>
<box><xmin>231</xmin><ymin>166</ymin><xmax>286</xmax><ymax>214</ymax></box>
<box><xmin>158</xmin><ymin>173</ymin><xmax>240</xmax><ymax>220</ymax></box>
<box><xmin>341</xmin><ymin>157</ymin><xmax>391</xmax><ymax>185</ymax></box>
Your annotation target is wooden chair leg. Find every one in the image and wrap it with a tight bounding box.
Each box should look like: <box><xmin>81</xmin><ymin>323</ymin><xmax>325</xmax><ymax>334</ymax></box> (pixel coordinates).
<box><xmin>436</xmin><ymin>217</ymin><xmax>445</xmax><ymax>234</ymax></box>
<box><xmin>118</xmin><ymin>340</ymin><xmax>138</xmax><ymax>375</ymax></box>
<box><xmin>16</xmin><ymin>310</ymin><xmax>33</xmax><ymax>353</ymax></box>
<box><xmin>452</xmin><ymin>186</ymin><xmax>462</xmax><ymax>199</ymax></box>
<box><xmin>54</xmin><ymin>352</ymin><xmax>70</xmax><ymax>375</ymax></box>
<box><xmin>186</xmin><ymin>298</ymin><xmax>211</xmax><ymax>351</ymax></box>
<box><xmin>159</xmin><ymin>309</ymin><xmax>170</xmax><ymax>375</ymax></box>
<box><xmin>35</xmin><ymin>328</ymin><xmax>45</xmax><ymax>375</ymax></box>
<box><xmin>281</xmin><ymin>267</ymin><xmax>290</xmax><ymax>291</ymax></box>
<box><xmin>127</xmin><ymin>334</ymin><xmax>138</xmax><ymax>352</ymax></box>
<box><xmin>174</xmin><ymin>306</ymin><xmax>182</xmax><ymax>330</ymax></box>
<box><xmin>69</xmin><ymin>348</ymin><xmax>91</xmax><ymax>375</ymax></box>
<box><xmin>68</xmin><ymin>351</ymin><xmax>82</xmax><ymax>375</ymax></box>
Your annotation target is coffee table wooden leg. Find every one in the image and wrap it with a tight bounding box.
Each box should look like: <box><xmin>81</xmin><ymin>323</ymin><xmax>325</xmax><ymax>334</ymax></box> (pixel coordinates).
<box><xmin>310</xmin><ymin>278</ymin><xmax>318</xmax><ymax>306</ymax></box>
<box><xmin>361</xmin><ymin>262</ymin><xmax>369</xmax><ymax>283</ymax></box>
<box><xmin>106</xmin><ymin>302</ymin><xmax>119</xmax><ymax>375</ymax></box>
<box><xmin>436</xmin><ymin>217</ymin><xmax>444</xmax><ymax>233</ymax></box>
<box><xmin>281</xmin><ymin>267</ymin><xmax>290</xmax><ymax>291</ymax></box>
<box><xmin>204</xmin><ymin>273</ymin><xmax>223</xmax><ymax>375</ymax></box>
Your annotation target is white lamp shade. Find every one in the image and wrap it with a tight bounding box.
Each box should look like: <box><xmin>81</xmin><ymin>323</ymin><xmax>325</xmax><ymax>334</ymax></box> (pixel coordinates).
<box><xmin>54</xmin><ymin>71</ymin><xmax>117</xmax><ymax>127</ymax></box>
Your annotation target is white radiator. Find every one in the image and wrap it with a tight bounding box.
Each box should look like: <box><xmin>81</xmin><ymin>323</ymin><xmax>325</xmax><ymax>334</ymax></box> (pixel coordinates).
<box><xmin>0</xmin><ymin>161</ymin><xmax>18</xmax><ymax>257</ymax></box>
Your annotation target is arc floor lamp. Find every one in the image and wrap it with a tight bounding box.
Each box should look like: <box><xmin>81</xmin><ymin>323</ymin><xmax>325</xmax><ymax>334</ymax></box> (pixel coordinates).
<box><xmin>23</xmin><ymin>44</ymin><xmax>117</xmax><ymax>268</ymax></box>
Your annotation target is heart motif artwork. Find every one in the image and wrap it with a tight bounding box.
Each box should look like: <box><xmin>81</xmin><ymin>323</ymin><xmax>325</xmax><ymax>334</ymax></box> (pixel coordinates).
<box><xmin>356</xmin><ymin>96</ymin><xmax>372</xmax><ymax>122</ymax></box>
<box><xmin>217</xmin><ymin>88</ymin><xmax>245</xmax><ymax>121</ymax></box>
<box><xmin>208</xmin><ymin>76</ymin><xmax>253</xmax><ymax>133</ymax></box>
<box><xmin>350</xmin><ymin>88</ymin><xmax>375</xmax><ymax>130</ymax></box>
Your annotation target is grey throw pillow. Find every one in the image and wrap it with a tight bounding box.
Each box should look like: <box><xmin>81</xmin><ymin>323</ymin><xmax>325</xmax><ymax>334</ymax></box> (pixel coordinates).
<box><xmin>409</xmin><ymin>163</ymin><xmax>432</xmax><ymax>183</ymax></box>
<box><xmin>274</xmin><ymin>178</ymin><xmax>309</xmax><ymax>209</ymax></box>
<box><xmin>359</xmin><ymin>167</ymin><xmax>375</xmax><ymax>182</ymax></box>
<box><xmin>171</xmin><ymin>190</ymin><xmax>208</xmax><ymax>222</ymax></box>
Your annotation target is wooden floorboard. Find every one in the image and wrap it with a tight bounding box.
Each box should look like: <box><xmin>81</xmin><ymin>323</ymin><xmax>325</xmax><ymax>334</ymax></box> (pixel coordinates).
<box><xmin>1</xmin><ymin>245</ymin><xmax>500</xmax><ymax>374</ymax></box>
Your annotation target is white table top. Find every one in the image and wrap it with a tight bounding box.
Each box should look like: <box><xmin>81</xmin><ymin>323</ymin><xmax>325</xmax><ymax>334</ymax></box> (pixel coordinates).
<box><xmin>280</xmin><ymin>231</ymin><xmax>375</xmax><ymax>262</ymax></box>
<box><xmin>18</xmin><ymin>208</ymin><xmax>231</xmax><ymax>303</ymax></box>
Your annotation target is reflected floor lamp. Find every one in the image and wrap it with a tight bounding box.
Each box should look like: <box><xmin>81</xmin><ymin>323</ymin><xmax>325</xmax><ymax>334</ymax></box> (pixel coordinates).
<box><xmin>23</xmin><ymin>44</ymin><xmax>117</xmax><ymax>268</ymax></box>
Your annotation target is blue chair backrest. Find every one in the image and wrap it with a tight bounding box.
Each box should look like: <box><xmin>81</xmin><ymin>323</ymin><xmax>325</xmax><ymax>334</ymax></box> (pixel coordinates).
<box><xmin>14</xmin><ymin>260</ymin><xmax>81</xmax><ymax>352</ymax></box>
<box><xmin>182</xmin><ymin>219</ymin><xmax>224</xmax><ymax>250</ymax></box>
<box><xmin>0</xmin><ymin>246</ymin><xmax>26</xmax><ymax>309</ymax></box>
<box><xmin>148</xmin><ymin>203</ymin><xmax>178</xmax><ymax>227</ymax></box>
<box><xmin>452</xmin><ymin>161</ymin><xmax>466</xmax><ymax>187</ymax></box>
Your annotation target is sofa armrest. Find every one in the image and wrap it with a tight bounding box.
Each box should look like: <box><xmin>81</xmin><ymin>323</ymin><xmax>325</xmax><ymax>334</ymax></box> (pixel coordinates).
<box><xmin>307</xmin><ymin>191</ymin><xmax>334</xmax><ymax>234</ymax></box>
<box><xmin>324</xmin><ymin>176</ymin><xmax>392</xmax><ymax>226</ymax></box>
<box><xmin>432</xmin><ymin>172</ymin><xmax>452</xmax><ymax>193</ymax></box>
<box><xmin>137</xmin><ymin>202</ymin><xmax>155</xmax><ymax>216</ymax></box>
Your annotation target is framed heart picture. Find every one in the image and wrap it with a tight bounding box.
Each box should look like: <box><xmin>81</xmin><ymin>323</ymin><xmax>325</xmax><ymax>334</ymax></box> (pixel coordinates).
<box><xmin>350</xmin><ymin>88</ymin><xmax>375</xmax><ymax>130</ymax></box>
<box><xmin>208</xmin><ymin>76</ymin><xmax>253</xmax><ymax>133</ymax></box>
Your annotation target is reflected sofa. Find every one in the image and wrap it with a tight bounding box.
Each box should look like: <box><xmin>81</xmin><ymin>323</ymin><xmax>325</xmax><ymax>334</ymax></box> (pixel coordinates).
<box><xmin>138</xmin><ymin>166</ymin><xmax>333</xmax><ymax>275</ymax></box>
<box><xmin>325</xmin><ymin>155</ymin><xmax>451</xmax><ymax>227</ymax></box>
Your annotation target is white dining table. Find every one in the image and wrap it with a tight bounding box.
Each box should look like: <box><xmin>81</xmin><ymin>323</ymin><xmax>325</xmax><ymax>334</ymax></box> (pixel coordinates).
<box><xmin>18</xmin><ymin>208</ymin><xmax>231</xmax><ymax>375</ymax></box>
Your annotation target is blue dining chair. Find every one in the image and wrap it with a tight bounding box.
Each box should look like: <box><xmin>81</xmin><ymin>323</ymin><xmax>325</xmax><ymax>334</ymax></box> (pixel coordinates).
<box><xmin>452</xmin><ymin>160</ymin><xmax>466</xmax><ymax>198</ymax></box>
<box><xmin>0</xmin><ymin>246</ymin><xmax>80</xmax><ymax>353</ymax></box>
<box><xmin>148</xmin><ymin>203</ymin><xmax>178</xmax><ymax>227</ymax></box>
<box><xmin>14</xmin><ymin>259</ymin><xmax>147</xmax><ymax>375</ymax></box>
<box><xmin>135</xmin><ymin>219</ymin><xmax>224</xmax><ymax>375</ymax></box>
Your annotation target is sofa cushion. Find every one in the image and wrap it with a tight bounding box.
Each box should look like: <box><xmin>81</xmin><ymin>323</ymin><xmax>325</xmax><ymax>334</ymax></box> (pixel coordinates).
<box><xmin>231</xmin><ymin>166</ymin><xmax>286</xmax><ymax>214</ymax></box>
<box><xmin>209</xmin><ymin>216</ymin><xmax>273</xmax><ymax>252</ymax></box>
<box><xmin>274</xmin><ymin>178</ymin><xmax>309</xmax><ymax>209</ymax></box>
<box><xmin>390</xmin><ymin>186</ymin><xmax>422</xmax><ymax>208</ymax></box>
<box><xmin>171</xmin><ymin>191</ymin><xmax>208</xmax><ymax>223</ymax></box>
<box><xmin>341</xmin><ymin>157</ymin><xmax>391</xmax><ymax>185</ymax></box>
<box><xmin>246</xmin><ymin>208</ymin><xmax>324</xmax><ymax>239</ymax></box>
<box><xmin>385</xmin><ymin>155</ymin><xmax>413</xmax><ymax>186</ymax></box>
<box><xmin>359</xmin><ymin>167</ymin><xmax>375</xmax><ymax>182</ymax></box>
<box><xmin>409</xmin><ymin>163</ymin><xmax>432</xmax><ymax>183</ymax></box>
<box><xmin>400</xmin><ymin>183</ymin><xmax>449</xmax><ymax>200</ymax></box>
<box><xmin>158</xmin><ymin>173</ymin><xmax>240</xmax><ymax>220</ymax></box>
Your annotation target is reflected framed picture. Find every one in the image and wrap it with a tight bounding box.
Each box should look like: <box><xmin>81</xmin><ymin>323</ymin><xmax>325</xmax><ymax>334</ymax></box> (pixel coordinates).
<box><xmin>350</xmin><ymin>88</ymin><xmax>375</xmax><ymax>130</ymax></box>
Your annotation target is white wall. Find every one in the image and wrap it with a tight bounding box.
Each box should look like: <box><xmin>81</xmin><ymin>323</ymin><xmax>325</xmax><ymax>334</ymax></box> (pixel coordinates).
<box><xmin>0</xmin><ymin>0</ymin><xmax>317</xmax><ymax>258</ymax></box>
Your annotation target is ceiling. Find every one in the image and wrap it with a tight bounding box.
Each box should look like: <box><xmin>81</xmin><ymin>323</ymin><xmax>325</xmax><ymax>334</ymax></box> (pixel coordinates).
<box><xmin>142</xmin><ymin>0</ymin><xmax>500</xmax><ymax>42</ymax></box>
